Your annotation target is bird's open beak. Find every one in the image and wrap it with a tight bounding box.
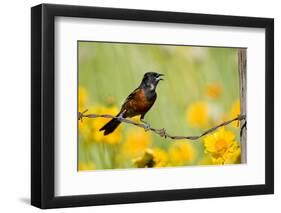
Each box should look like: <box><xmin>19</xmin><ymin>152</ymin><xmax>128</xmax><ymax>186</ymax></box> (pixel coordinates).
<box><xmin>156</xmin><ymin>73</ymin><xmax>164</xmax><ymax>81</ymax></box>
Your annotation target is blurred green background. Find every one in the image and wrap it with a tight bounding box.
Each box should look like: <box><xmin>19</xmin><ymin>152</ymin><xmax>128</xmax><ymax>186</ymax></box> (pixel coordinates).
<box><xmin>78</xmin><ymin>41</ymin><xmax>241</xmax><ymax>171</ymax></box>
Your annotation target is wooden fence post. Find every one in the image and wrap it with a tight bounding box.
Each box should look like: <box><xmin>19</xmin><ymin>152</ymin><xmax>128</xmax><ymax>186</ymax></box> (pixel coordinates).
<box><xmin>238</xmin><ymin>49</ymin><xmax>247</xmax><ymax>163</ymax></box>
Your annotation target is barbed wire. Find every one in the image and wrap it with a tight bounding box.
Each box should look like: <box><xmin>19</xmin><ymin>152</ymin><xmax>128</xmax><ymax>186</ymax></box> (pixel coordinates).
<box><xmin>78</xmin><ymin>109</ymin><xmax>246</xmax><ymax>141</ymax></box>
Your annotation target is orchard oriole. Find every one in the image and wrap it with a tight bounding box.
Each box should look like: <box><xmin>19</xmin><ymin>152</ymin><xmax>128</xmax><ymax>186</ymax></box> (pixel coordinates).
<box><xmin>99</xmin><ymin>72</ymin><xmax>164</xmax><ymax>135</ymax></box>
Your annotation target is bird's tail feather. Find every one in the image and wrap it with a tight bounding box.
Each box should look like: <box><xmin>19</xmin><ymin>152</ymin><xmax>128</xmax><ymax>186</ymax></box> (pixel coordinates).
<box><xmin>99</xmin><ymin>117</ymin><xmax>121</xmax><ymax>135</ymax></box>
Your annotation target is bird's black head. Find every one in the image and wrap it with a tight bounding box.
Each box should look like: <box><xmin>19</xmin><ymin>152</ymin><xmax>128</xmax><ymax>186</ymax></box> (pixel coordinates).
<box><xmin>140</xmin><ymin>72</ymin><xmax>164</xmax><ymax>91</ymax></box>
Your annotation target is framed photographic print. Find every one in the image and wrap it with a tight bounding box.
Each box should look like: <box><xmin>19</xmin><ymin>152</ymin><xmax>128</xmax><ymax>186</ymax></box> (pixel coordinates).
<box><xmin>31</xmin><ymin>3</ymin><xmax>274</xmax><ymax>209</ymax></box>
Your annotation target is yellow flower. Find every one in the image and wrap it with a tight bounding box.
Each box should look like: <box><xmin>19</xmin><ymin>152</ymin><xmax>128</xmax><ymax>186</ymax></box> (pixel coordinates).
<box><xmin>133</xmin><ymin>149</ymin><xmax>155</xmax><ymax>168</ymax></box>
<box><xmin>133</xmin><ymin>148</ymin><xmax>169</xmax><ymax>168</ymax></box>
<box><xmin>153</xmin><ymin>148</ymin><xmax>169</xmax><ymax>167</ymax></box>
<box><xmin>203</xmin><ymin>127</ymin><xmax>240</xmax><ymax>164</ymax></box>
<box><xmin>78</xmin><ymin>87</ymin><xmax>88</xmax><ymax>112</ymax></box>
<box><xmin>206</xmin><ymin>84</ymin><xmax>222</xmax><ymax>99</ymax></box>
<box><xmin>186</xmin><ymin>101</ymin><xmax>209</xmax><ymax>128</ymax></box>
<box><xmin>168</xmin><ymin>140</ymin><xmax>196</xmax><ymax>166</ymax></box>
<box><xmin>229</xmin><ymin>100</ymin><xmax>240</xmax><ymax>127</ymax></box>
<box><xmin>122</xmin><ymin>129</ymin><xmax>151</xmax><ymax>158</ymax></box>
<box><xmin>78</xmin><ymin>162</ymin><xmax>96</xmax><ymax>171</ymax></box>
<box><xmin>224</xmin><ymin>142</ymin><xmax>241</xmax><ymax>164</ymax></box>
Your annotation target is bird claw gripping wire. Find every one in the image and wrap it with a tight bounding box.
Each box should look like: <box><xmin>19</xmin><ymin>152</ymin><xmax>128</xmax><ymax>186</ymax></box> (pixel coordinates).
<box><xmin>143</xmin><ymin>123</ymin><xmax>151</xmax><ymax>131</ymax></box>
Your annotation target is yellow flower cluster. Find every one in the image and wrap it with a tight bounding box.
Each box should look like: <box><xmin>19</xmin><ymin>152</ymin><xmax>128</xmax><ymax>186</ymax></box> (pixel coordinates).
<box><xmin>185</xmin><ymin>97</ymin><xmax>241</xmax><ymax>165</ymax></box>
<box><xmin>78</xmin><ymin>85</ymin><xmax>241</xmax><ymax>171</ymax></box>
<box><xmin>78</xmin><ymin>87</ymin><xmax>122</xmax><ymax>144</ymax></box>
<box><xmin>132</xmin><ymin>140</ymin><xmax>196</xmax><ymax>168</ymax></box>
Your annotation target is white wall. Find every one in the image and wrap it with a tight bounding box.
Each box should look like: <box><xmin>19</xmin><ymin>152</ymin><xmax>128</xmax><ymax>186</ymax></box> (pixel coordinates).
<box><xmin>0</xmin><ymin>0</ymin><xmax>279</xmax><ymax>212</ymax></box>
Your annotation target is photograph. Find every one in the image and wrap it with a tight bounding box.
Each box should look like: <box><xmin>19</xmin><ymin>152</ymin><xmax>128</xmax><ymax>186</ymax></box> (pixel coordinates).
<box><xmin>77</xmin><ymin>41</ymin><xmax>245</xmax><ymax>171</ymax></box>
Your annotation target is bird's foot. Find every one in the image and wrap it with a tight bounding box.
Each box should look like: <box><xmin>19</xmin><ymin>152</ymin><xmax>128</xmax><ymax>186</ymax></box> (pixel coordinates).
<box><xmin>116</xmin><ymin>110</ymin><xmax>126</xmax><ymax>121</ymax></box>
<box><xmin>116</xmin><ymin>115</ymin><xmax>123</xmax><ymax>122</ymax></box>
<box><xmin>143</xmin><ymin>123</ymin><xmax>151</xmax><ymax>131</ymax></box>
<box><xmin>141</xmin><ymin>119</ymin><xmax>150</xmax><ymax>131</ymax></box>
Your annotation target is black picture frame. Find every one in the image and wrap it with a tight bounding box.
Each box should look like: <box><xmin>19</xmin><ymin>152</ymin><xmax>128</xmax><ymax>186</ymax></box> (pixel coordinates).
<box><xmin>31</xmin><ymin>3</ymin><xmax>274</xmax><ymax>209</ymax></box>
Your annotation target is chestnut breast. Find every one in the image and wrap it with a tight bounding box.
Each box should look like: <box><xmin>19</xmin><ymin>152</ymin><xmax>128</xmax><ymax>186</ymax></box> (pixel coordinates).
<box><xmin>122</xmin><ymin>89</ymin><xmax>156</xmax><ymax>117</ymax></box>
